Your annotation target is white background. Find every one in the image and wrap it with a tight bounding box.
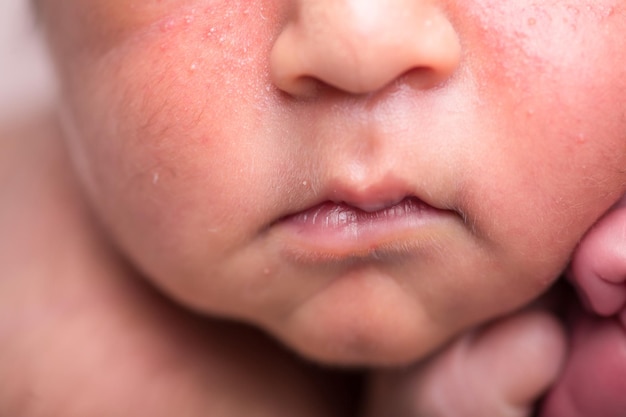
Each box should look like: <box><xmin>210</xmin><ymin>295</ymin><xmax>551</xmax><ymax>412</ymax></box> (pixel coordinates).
<box><xmin>0</xmin><ymin>0</ymin><xmax>55</xmax><ymax>124</ymax></box>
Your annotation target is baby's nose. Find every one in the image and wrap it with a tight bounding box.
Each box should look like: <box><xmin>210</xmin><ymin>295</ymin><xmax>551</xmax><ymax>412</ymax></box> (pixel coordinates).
<box><xmin>270</xmin><ymin>0</ymin><xmax>461</xmax><ymax>96</ymax></box>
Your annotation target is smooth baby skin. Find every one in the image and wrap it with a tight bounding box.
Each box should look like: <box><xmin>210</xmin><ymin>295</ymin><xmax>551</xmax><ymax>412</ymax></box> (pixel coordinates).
<box><xmin>0</xmin><ymin>118</ymin><xmax>560</xmax><ymax>417</ymax></box>
<box><xmin>0</xmin><ymin>115</ymin><xmax>562</xmax><ymax>417</ymax></box>
<box><xmin>0</xmin><ymin>118</ymin><xmax>357</xmax><ymax>417</ymax></box>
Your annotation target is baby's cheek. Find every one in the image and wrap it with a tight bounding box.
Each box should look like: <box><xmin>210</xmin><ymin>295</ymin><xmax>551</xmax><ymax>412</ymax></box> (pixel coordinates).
<box><xmin>90</xmin><ymin>0</ymin><xmax>199</xmax><ymax>27</ymax></box>
<box><xmin>464</xmin><ymin>1</ymin><xmax>626</xmax><ymax>110</ymax></box>
<box><xmin>94</xmin><ymin>3</ymin><xmax>280</xmax><ymax>161</ymax></box>
<box><xmin>460</xmin><ymin>0</ymin><xmax>626</xmax><ymax>233</ymax></box>
<box><xmin>48</xmin><ymin>1</ymin><xmax>283</xmax><ymax>78</ymax></box>
<box><xmin>57</xmin><ymin>3</ymin><xmax>284</xmax><ymax>252</ymax></box>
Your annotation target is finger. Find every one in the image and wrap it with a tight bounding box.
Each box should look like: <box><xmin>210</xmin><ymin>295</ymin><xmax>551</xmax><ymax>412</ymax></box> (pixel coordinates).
<box><xmin>540</xmin><ymin>307</ymin><xmax>626</xmax><ymax>417</ymax></box>
<box><xmin>466</xmin><ymin>311</ymin><xmax>567</xmax><ymax>411</ymax></box>
<box><xmin>410</xmin><ymin>310</ymin><xmax>567</xmax><ymax>417</ymax></box>
<box><xmin>568</xmin><ymin>202</ymin><xmax>626</xmax><ymax>319</ymax></box>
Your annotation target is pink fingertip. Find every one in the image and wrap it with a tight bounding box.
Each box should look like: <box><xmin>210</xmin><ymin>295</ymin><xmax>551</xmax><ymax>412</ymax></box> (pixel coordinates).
<box><xmin>569</xmin><ymin>266</ymin><xmax>626</xmax><ymax>316</ymax></box>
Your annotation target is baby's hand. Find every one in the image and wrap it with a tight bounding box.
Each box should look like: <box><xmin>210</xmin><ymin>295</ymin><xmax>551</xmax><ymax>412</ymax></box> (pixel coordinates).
<box><xmin>539</xmin><ymin>306</ymin><xmax>626</xmax><ymax>417</ymax></box>
<box><xmin>540</xmin><ymin>196</ymin><xmax>626</xmax><ymax>417</ymax></box>
<box><xmin>567</xmin><ymin>196</ymin><xmax>626</xmax><ymax>326</ymax></box>
<box><xmin>364</xmin><ymin>310</ymin><xmax>566</xmax><ymax>417</ymax></box>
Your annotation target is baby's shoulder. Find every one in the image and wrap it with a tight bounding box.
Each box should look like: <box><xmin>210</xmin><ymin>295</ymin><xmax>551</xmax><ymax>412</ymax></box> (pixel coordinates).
<box><xmin>0</xmin><ymin>113</ymin><xmax>80</xmax><ymax>266</ymax></box>
<box><xmin>0</xmin><ymin>113</ymin><xmax>107</xmax><ymax>303</ymax></box>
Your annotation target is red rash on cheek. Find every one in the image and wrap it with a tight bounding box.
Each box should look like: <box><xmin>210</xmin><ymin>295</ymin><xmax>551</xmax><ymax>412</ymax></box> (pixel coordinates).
<box><xmin>71</xmin><ymin>1</ymin><xmax>286</xmax><ymax>200</ymax></box>
<box><xmin>461</xmin><ymin>1</ymin><xmax>626</xmax><ymax>140</ymax></box>
<box><xmin>128</xmin><ymin>4</ymin><xmax>280</xmax><ymax>147</ymax></box>
<box><xmin>39</xmin><ymin>2</ymin><xmax>285</xmax><ymax>223</ymax></box>
<box><xmin>447</xmin><ymin>0</ymin><xmax>626</xmax><ymax>258</ymax></box>
<box><xmin>87</xmin><ymin>1</ymin><xmax>280</xmax><ymax>128</ymax></box>
<box><xmin>466</xmin><ymin>2</ymin><xmax>622</xmax><ymax>88</ymax></box>
<box><xmin>43</xmin><ymin>1</ymin><xmax>281</xmax><ymax>67</ymax></box>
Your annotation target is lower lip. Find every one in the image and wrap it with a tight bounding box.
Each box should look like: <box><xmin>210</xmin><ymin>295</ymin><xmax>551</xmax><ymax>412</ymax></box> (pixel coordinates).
<box><xmin>274</xmin><ymin>198</ymin><xmax>454</xmax><ymax>263</ymax></box>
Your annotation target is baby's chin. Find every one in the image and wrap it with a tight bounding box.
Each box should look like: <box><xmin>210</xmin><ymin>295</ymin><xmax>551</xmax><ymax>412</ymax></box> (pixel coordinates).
<box><xmin>281</xmin><ymin>321</ymin><xmax>452</xmax><ymax>368</ymax></box>
<box><xmin>259</xmin><ymin>276</ymin><xmax>464</xmax><ymax>367</ymax></box>
<box><xmin>273</xmin><ymin>308</ymin><xmax>456</xmax><ymax>367</ymax></box>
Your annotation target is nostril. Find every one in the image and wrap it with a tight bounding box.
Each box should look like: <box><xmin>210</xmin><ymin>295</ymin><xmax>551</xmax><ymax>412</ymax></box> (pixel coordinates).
<box><xmin>399</xmin><ymin>66</ymin><xmax>454</xmax><ymax>90</ymax></box>
<box><xmin>278</xmin><ymin>66</ymin><xmax>453</xmax><ymax>100</ymax></box>
<box><xmin>284</xmin><ymin>76</ymin><xmax>324</xmax><ymax>98</ymax></box>
<box><xmin>270</xmin><ymin>1</ymin><xmax>461</xmax><ymax>98</ymax></box>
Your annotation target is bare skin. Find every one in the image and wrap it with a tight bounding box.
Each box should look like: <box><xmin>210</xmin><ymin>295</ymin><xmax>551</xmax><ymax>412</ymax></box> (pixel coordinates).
<box><xmin>0</xmin><ymin>117</ymin><xmax>356</xmax><ymax>417</ymax></box>
<box><xmin>540</xmin><ymin>198</ymin><xmax>626</xmax><ymax>417</ymax></box>
<box><xmin>0</xmin><ymin>112</ymin><xmax>564</xmax><ymax>417</ymax></box>
<box><xmin>366</xmin><ymin>309</ymin><xmax>566</xmax><ymax>417</ymax></box>
<box><xmin>38</xmin><ymin>0</ymin><xmax>626</xmax><ymax>368</ymax></box>
<box><xmin>6</xmin><ymin>0</ymin><xmax>626</xmax><ymax>415</ymax></box>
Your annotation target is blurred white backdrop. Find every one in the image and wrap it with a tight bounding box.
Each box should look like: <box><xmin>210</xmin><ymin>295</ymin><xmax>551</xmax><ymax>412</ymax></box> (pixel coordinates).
<box><xmin>0</xmin><ymin>0</ymin><xmax>55</xmax><ymax>124</ymax></box>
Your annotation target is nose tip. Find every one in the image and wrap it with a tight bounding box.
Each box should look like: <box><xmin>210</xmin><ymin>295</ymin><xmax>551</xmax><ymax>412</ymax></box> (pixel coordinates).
<box><xmin>270</xmin><ymin>1</ymin><xmax>461</xmax><ymax>96</ymax></box>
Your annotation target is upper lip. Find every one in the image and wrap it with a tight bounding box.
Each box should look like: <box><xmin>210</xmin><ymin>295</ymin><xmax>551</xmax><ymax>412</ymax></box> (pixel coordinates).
<box><xmin>326</xmin><ymin>178</ymin><xmax>426</xmax><ymax>212</ymax></box>
<box><xmin>276</xmin><ymin>174</ymin><xmax>451</xmax><ymax>223</ymax></box>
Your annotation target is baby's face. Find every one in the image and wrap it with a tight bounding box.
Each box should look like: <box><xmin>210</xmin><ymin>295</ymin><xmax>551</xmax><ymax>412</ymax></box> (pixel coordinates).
<box><xmin>41</xmin><ymin>0</ymin><xmax>626</xmax><ymax>365</ymax></box>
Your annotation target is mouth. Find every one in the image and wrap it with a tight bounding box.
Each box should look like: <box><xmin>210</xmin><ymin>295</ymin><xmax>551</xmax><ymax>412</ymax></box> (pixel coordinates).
<box><xmin>273</xmin><ymin>196</ymin><xmax>457</xmax><ymax>264</ymax></box>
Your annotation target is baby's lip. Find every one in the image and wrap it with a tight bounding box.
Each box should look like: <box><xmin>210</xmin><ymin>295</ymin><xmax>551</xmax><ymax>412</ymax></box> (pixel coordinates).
<box><xmin>325</xmin><ymin>179</ymin><xmax>426</xmax><ymax>213</ymax></box>
<box><xmin>324</xmin><ymin>174</ymin><xmax>456</xmax><ymax>212</ymax></box>
<box><xmin>271</xmin><ymin>178</ymin><xmax>458</xmax><ymax>263</ymax></box>
<box><xmin>283</xmin><ymin>197</ymin><xmax>439</xmax><ymax>231</ymax></box>
<box><xmin>276</xmin><ymin>175</ymin><xmax>449</xmax><ymax>222</ymax></box>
